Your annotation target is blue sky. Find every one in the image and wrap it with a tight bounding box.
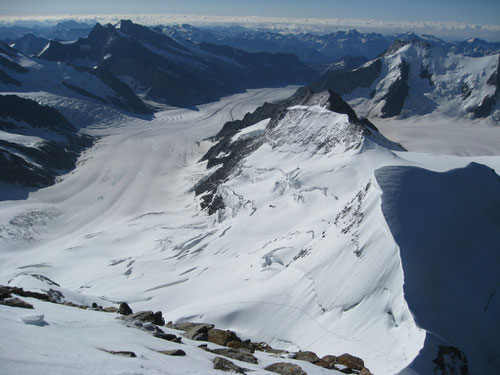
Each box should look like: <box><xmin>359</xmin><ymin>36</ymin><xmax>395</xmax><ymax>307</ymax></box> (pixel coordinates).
<box><xmin>1</xmin><ymin>0</ymin><xmax>499</xmax><ymax>25</ymax></box>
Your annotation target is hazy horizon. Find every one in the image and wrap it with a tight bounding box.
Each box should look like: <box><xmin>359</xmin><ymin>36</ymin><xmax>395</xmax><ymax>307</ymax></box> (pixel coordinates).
<box><xmin>1</xmin><ymin>0</ymin><xmax>499</xmax><ymax>41</ymax></box>
<box><xmin>0</xmin><ymin>13</ymin><xmax>499</xmax><ymax>42</ymax></box>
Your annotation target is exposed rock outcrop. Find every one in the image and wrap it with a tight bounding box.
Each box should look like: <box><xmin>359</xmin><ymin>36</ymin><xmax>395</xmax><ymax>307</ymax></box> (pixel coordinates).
<box><xmin>265</xmin><ymin>362</ymin><xmax>307</xmax><ymax>375</ymax></box>
<box><xmin>118</xmin><ymin>302</ymin><xmax>133</xmax><ymax>315</ymax></box>
<box><xmin>213</xmin><ymin>356</ymin><xmax>248</xmax><ymax>373</ymax></box>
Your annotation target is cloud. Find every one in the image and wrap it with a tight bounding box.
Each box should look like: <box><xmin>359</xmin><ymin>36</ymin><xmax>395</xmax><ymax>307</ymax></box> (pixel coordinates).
<box><xmin>1</xmin><ymin>13</ymin><xmax>499</xmax><ymax>41</ymax></box>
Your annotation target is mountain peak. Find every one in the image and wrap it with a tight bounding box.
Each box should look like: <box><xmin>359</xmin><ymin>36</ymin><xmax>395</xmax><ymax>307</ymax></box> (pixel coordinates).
<box><xmin>384</xmin><ymin>39</ymin><xmax>430</xmax><ymax>56</ymax></box>
<box><xmin>116</xmin><ymin>19</ymin><xmax>134</xmax><ymax>30</ymax></box>
<box><xmin>347</xmin><ymin>29</ymin><xmax>361</xmax><ymax>35</ymax></box>
<box><xmin>87</xmin><ymin>22</ymin><xmax>117</xmax><ymax>43</ymax></box>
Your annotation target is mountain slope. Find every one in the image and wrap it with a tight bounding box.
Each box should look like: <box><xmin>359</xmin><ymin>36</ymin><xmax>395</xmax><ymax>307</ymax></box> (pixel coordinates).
<box><xmin>7</xmin><ymin>33</ymin><xmax>49</xmax><ymax>56</ymax></box>
<box><xmin>0</xmin><ymin>86</ymin><xmax>498</xmax><ymax>375</ymax></box>
<box><xmin>0</xmin><ymin>94</ymin><xmax>93</xmax><ymax>190</ymax></box>
<box><xmin>39</xmin><ymin>20</ymin><xmax>317</xmax><ymax>107</ymax></box>
<box><xmin>0</xmin><ymin>41</ymin><xmax>153</xmax><ymax>115</ymax></box>
<box><xmin>310</xmin><ymin>41</ymin><xmax>500</xmax><ymax>120</ymax></box>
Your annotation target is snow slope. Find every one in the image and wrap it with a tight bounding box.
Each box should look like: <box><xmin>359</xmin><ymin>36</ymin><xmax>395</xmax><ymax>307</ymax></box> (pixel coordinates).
<box><xmin>377</xmin><ymin>163</ymin><xmax>500</xmax><ymax>374</ymax></box>
<box><xmin>372</xmin><ymin>115</ymin><xmax>500</xmax><ymax>156</ymax></box>
<box><xmin>1</xmin><ymin>297</ymin><xmax>345</xmax><ymax>375</ymax></box>
<box><xmin>0</xmin><ymin>87</ymin><xmax>499</xmax><ymax>374</ymax></box>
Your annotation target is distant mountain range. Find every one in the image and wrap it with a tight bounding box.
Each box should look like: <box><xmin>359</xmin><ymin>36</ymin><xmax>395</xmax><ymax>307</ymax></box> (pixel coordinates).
<box><xmin>37</xmin><ymin>20</ymin><xmax>316</xmax><ymax>107</ymax></box>
<box><xmin>309</xmin><ymin>40</ymin><xmax>500</xmax><ymax>120</ymax></box>
<box><xmin>3</xmin><ymin>22</ymin><xmax>499</xmax><ymax>66</ymax></box>
<box><xmin>0</xmin><ymin>21</ymin><xmax>92</xmax><ymax>44</ymax></box>
<box><xmin>162</xmin><ymin>25</ymin><xmax>500</xmax><ymax>64</ymax></box>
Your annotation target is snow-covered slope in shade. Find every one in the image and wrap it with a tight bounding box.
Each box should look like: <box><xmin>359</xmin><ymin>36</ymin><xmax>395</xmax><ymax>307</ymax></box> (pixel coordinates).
<box><xmin>377</xmin><ymin>163</ymin><xmax>500</xmax><ymax>374</ymax></box>
<box><xmin>0</xmin><ymin>88</ymin><xmax>499</xmax><ymax>374</ymax></box>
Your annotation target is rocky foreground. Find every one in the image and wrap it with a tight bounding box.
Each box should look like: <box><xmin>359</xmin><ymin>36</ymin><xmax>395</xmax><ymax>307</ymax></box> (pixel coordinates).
<box><xmin>1</xmin><ymin>285</ymin><xmax>373</xmax><ymax>375</ymax></box>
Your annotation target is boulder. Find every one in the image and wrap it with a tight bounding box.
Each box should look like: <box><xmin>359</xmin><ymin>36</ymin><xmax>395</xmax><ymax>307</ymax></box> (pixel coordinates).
<box><xmin>253</xmin><ymin>342</ymin><xmax>288</xmax><ymax>354</ymax></box>
<box><xmin>315</xmin><ymin>355</ymin><xmax>337</xmax><ymax>369</ymax></box>
<box><xmin>0</xmin><ymin>297</ymin><xmax>34</xmax><ymax>309</ymax></box>
<box><xmin>338</xmin><ymin>368</ymin><xmax>354</xmax><ymax>374</ymax></box>
<box><xmin>433</xmin><ymin>346</ymin><xmax>468</xmax><ymax>375</ymax></box>
<box><xmin>158</xmin><ymin>349</ymin><xmax>186</xmax><ymax>356</ymax></box>
<box><xmin>9</xmin><ymin>287</ymin><xmax>50</xmax><ymax>301</ymax></box>
<box><xmin>292</xmin><ymin>351</ymin><xmax>320</xmax><ymax>363</ymax></box>
<box><xmin>168</xmin><ymin>321</ymin><xmax>214</xmax><ymax>331</ymax></box>
<box><xmin>337</xmin><ymin>354</ymin><xmax>364</xmax><ymax>371</ymax></box>
<box><xmin>227</xmin><ymin>340</ymin><xmax>255</xmax><ymax>353</ymax></box>
<box><xmin>118</xmin><ymin>302</ymin><xmax>133</xmax><ymax>315</ymax></box>
<box><xmin>359</xmin><ymin>368</ymin><xmax>373</xmax><ymax>375</ymax></box>
<box><xmin>207</xmin><ymin>328</ymin><xmax>241</xmax><ymax>346</ymax></box>
<box><xmin>184</xmin><ymin>324</ymin><xmax>214</xmax><ymax>341</ymax></box>
<box><xmin>264</xmin><ymin>362</ymin><xmax>307</xmax><ymax>375</ymax></box>
<box><xmin>103</xmin><ymin>306</ymin><xmax>118</xmax><ymax>313</ymax></box>
<box><xmin>154</xmin><ymin>332</ymin><xmax>182</xmax><ymax>343</ymax></box>
<box><xmin>105</xmin><ymin>350</ymin><xmax>136</xmax><ymax>357</ymax></box>
<box><xmin>143</xmin><ymin>322</ymin><xmax>156</xmax><ymax>331</ymax></box>
<box><xmin>0</xmin><ymin>286</ymin><xmax>12</xmax><ymax>299</ymax></box>
<box><xmin>209</xmin><ymin>348</ymin><xmax>258</xmax><ymax>364</ymax></box>
<box><xmin>91</xmin><ymin>302</ymin><xmax>104</xmax><ymax>310</ymax></box>
<box><xmin>213</xmin><ymin>356</ymin><xmax>247</xmax><ymax>374</ymax></box>
<box><xmin>121</xmin><ymin>310</ymin><xmax>164</xmax><ymax>325</ymax></box>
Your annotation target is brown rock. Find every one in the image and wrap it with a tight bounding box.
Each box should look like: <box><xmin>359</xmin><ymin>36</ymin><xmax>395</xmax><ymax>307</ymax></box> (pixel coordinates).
<box><xmin>264</xmin><ymin>362</ymin><xmax>307</xmax><ymax>375</ymax></box>
<box><xmin>154</xmin><ymin>332</ymin><xmax>182</xmax><ymax>343</ymax></box>
<box><xmin>118</xmin><ymin>302</ymin><xmax>133</xmax><ymax>315</ymax></box>
<box><xmin>158</xmin><ymin>349</ymin><xmax>186</xmax><ymax>356</ymax></box>
<box><xmin>337</xmin><ymin>354</ymin><xmax>364</xmax><ymax>371</ymax></box>
<box><xmin>316</xmin><ymin>355</ymin><xmax>337</xmax><ymax>369</ymax></box>
<box><xmin>208</xmin><ymin>328</ymin><xmax>241</xmax><ymax>346</ymax></box>
<box><xmin>339</xmin><ymin>368</ymin><xmax>354</xmax><ymax>374</ymax></box>
<box><xmin>103</xmin><ymin>306</ymin><xmax>118</xmax><ymax>313</ymax></box>
<box><xmin>227</xmin><ymin>340</ymin><xmax>255</xmax><ymax>353</ymax></box>
<box><xmin>9</xmin><ymin>287</ymin><xmax>50</xmax><ymax>301</ymax></box>
<box><xmin>359</xmin><ymin>368</ymin><xmax>373</xmax><ymax>375</ymax></box>
<box><xmin>122</xmin><ymin>310</ymin><xmax>164</xmax><ymax>325</ymax></box>
<box><xmin>170</xmin><ymin>321</ymin><xmax>214</xmax><ymax>331</ymax></box>
<box><xmin>184</xmin><ymin>324</ymin><xmax>214</xmax><ymax>341</ymax></box>
<box><xmin>253</xmin><ymin>342</ymin><xmax>288</xmax><ymax>355</ymax></box>
<box><xmin>292</xmin><ymin>351</ymin><xmax>320</xmax><ymax>363</ymax></box>
<box><xmin>213</xmin><ymin>357</ymin><xmax>247</xmax><ymax>373</ymax></box>
<box><xmin>210</xmin><ymin>348</ymin><xmax>258</xmax><ymax>364</ymax></box>
<box><xmin>0</xmin><ymin>297</ymin><xmax>34</xmax><ymax>309</ymax></box>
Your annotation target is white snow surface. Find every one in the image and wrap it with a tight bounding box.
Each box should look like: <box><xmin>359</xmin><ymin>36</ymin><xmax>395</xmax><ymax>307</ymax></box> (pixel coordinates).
<box><xmin>0</xmin><ymin>87</ymin><xmax>499</xmax><ymax>374</ymax></box>
<box><xmin>372</xmin><ymin>115</ymin><xmax>500</xmax><ymax>156</ymax></box>
<box><xmin>1</xmin><ymin>297</ymin><xmax>342</xmax><ymax>375</ymax></box>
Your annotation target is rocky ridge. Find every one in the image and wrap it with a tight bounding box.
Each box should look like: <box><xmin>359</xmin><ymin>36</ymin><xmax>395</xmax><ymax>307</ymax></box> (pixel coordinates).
<box><xmin>195</xmin><ymin>89</ymin><xmax>402</xmax><ymax>214</ymax></box>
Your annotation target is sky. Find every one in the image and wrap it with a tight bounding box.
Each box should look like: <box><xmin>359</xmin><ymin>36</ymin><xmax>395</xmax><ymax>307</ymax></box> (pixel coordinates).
<box><xmin>0</xmin><ymin>0</ymin><xmax>499</xmax><ymax>40</ymax></box>
<box><xmin>1</xmin><ymin>0</ymin><xmax>499</xmax><ymax>24</ymax></box>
